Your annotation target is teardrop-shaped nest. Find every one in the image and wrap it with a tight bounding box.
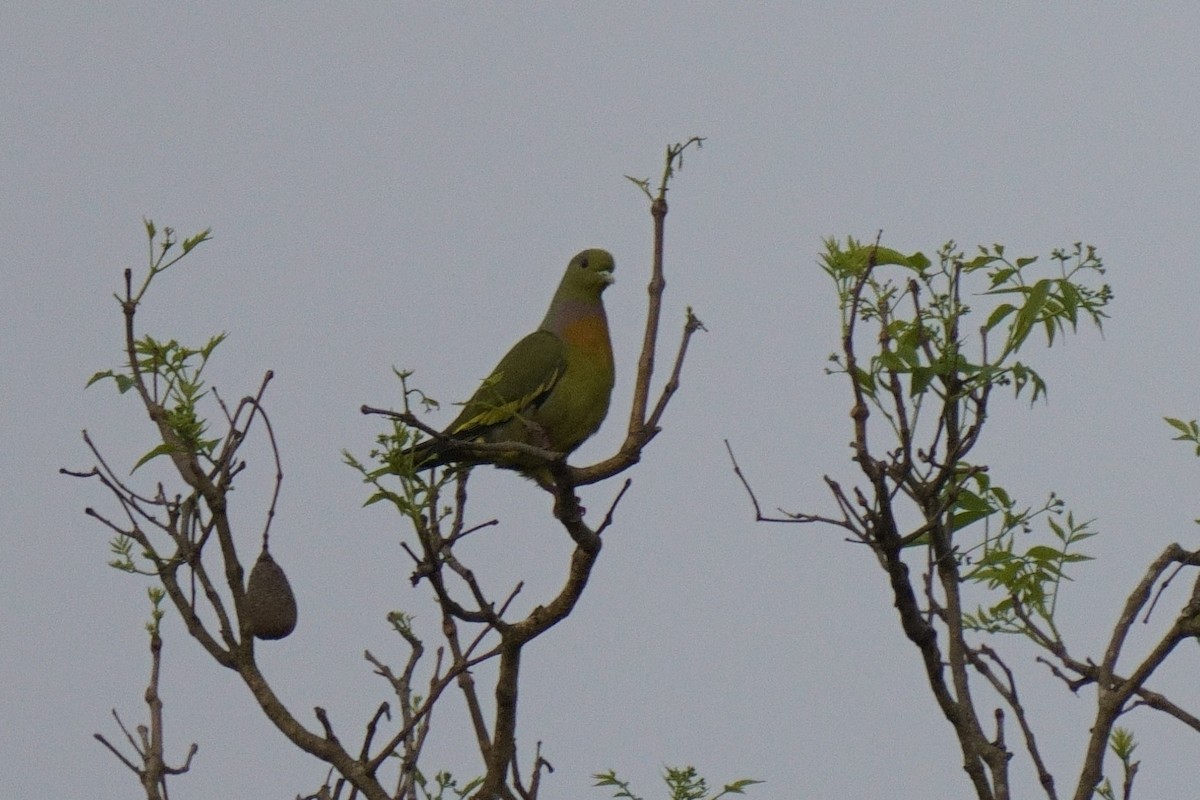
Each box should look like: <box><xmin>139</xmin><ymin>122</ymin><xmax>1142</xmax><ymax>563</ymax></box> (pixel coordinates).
<box><xmin>243</xmin><ymin>549</ymin><xmax>298</xmax><ymax>640</ymax></box>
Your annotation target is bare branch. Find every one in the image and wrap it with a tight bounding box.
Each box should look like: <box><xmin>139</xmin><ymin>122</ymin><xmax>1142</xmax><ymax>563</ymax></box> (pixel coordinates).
<box><xmin>724</xmin><ymin>440</ymin><xmax>855</xmax><ymax>528</ymax></box>
<box><xmin>1101</xmin><ymin>544</ymin><xmax>1188</xmax><ymax>676</ymax></box>
<box><xmin>970</xmin><ymin>645</ymin><xmax>1057</xmax><ymax>800</ymax></box>
<box><xmin>360</xmin><ymin>406</ymin><xmax>564</xmax><ymax>465</ymax></box>
<box><xmin>93</xmin><ymin>629</ymin><xmax>198</xmax><ymax>800</ymax></box>
<box><xmin>595</xmin><ymin>479</ymin><xmax>632</xmax><ymax>537</ymax></box>
<box><xmin>644</xmin><ymin>307</ymin><xmax>706</xmax><ymax>433</ymax></box>
<box><xmin>1128</xmin><ymin>684</ymin><xmax>1200</xmax><ymax>733</ymax></box>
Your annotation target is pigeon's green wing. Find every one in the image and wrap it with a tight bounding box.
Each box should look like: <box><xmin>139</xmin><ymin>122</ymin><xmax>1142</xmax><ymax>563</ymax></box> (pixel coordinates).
<box><xmin>445</xmin><ymin>330</ymin><xmax>566</xmax><ymax>439</ymax></box>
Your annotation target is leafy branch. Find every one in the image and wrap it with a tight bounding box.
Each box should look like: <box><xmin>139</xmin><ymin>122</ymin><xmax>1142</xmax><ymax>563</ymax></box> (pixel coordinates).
<box><xmin>594</xmin><ymin>766</ymin><xmax>761</xmax><ymax>800</ymax></box>
<box><xmin>349</xmin><ymin>139</ymin><xmax>708</xmax><ymax>799</ymax></box>
<box><xmin>69</xmin><ymin>221</ymin><xmax>445</xmax><ymax>800</ymax></box>
<box><xmin>729</xmin><ymin>236</ymin><xmax>1199</xmax><ymax>799</ymax></box>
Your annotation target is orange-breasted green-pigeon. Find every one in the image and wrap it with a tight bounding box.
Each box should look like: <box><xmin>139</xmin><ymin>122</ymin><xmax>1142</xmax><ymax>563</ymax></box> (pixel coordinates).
<box><xmin>407</xmin><ymin>248</ymin><xmax>616</xmax><ymax>472</ymax></box>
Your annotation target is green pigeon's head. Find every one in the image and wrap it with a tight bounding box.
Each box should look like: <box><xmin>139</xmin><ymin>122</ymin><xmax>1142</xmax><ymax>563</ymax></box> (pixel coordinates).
<box><xmin>562</xmin><ymin>248</ymin><xmax>615</xmax><ymax>297</ymax></box>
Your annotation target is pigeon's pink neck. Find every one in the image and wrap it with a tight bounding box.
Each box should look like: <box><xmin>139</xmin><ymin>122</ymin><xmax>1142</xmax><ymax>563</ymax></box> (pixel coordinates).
<box><xmin>540</xmin><ymin>294</ymin><xmax>605</xmax><ymax>336</ymax></box>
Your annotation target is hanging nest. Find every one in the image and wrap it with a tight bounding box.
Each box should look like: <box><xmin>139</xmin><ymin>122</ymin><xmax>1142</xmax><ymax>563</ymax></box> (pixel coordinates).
<box><xmin>243</xmin><ymin>549</ymin><xmax>298</xmax><ymax>640</ymax></box>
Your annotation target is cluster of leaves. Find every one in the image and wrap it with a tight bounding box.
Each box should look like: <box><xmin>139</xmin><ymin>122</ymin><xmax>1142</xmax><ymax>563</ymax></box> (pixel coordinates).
<box><xmin>84</xmin><ymin>224</ymin><xmax>229</xmax><ymax>577</ymax></box>
<box><xmin>820</xmin><ymin>237</ymin><xmax>1112</xmax><ymax>638</ymax></box>
<box><xmin>89</xmin><ymin>333</ymin><xmax>227</xmax><ymax>472</ymax></box>
<box><xmin>1095</xmin><ymin>728</ymin><xmax>1139</xmax><ymax>800</ymax></box>
<box><xmin>824</xmin><ymin>238</ymin><xmax>1110</xmax><ymax>407</ymax></box>
<box><xmin>88</xmin><ymin>331</ymin><xmax>229</xmax><ymax>577</ymax></box>
<box><xmin>412</xmin><ymin>769</ymin><xmax>483</xmax><ymax>800</ymax></box>
<box><xmin>1165</xmin><ymin>416</ymin><xmax>1200</xmax><ymax>457</ymax></box>
<box><xmin>767</xmin><ymin>236</ymin><xmax>1145</xmax><ymax>800</ymax></box>
<box><xmin>78</xmin><ymin>137</ymin><xmax>747</xmax><ymax>800</ymax></box>
<box><xmin>87</xmin><ymin>221</ymin><xmax>221</xmax><ymax>469</ymax></box>
<box><xmin>962</xmin><ymin>491</ymin><xmax>1097</xmax><ymax>638</ymax></box>
<box><xmin>343</xmin><ymin>371</ymin><xmax>452</xmax><ymax>525</ymax></box>
<box><xmin>594</xmin><ymin>767</ymin><xmax>760</xmax><ymax>800</ymax></box>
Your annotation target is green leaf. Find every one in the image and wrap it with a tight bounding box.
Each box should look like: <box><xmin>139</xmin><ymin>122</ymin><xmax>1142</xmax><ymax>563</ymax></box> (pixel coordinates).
<box><xmin>85</xmin><ymin>369</ymin><xmax>135</xmax><ymax>393</ymax></box>
<box><xmin>1164</xmin><ymin>416</ymin><xmax>1199</xmax><ymax>439</ymax></box>
<box><xmin>964</xmin><ymin>253</ymin><xmax>997</xmax><ymax>271</ymax></box>
<box><xmin>200</xmin><ymin>331</ymin><xmax>228</xmax><ymax>359</ymax></box>
<box><xmin>1057</xmin><ymin>280</ymin><xmax>1081</xmax><ymax>327</ymax></box>
<box><xmin>364</xmin><ymin>489</ymin><xmax>403</xmax><ymax>507</ymax></box>
<box><xmin>1164</xmin><ymin>416</ymin><xmax>1191</xmax><ymax>433</ymax></box>
<box><xmin>907</xmin><ymin>251</ymin><xmax>931</xmax><ymax>271</ymax></box>
<box><xmin>131</xmin><ymin>442</ymin><xmax>175</xmax><ymax>474</ymax></box>
<box><xmin>984</xmin><ymin>303</ymin><xmax>1017</xmax><ymax>334</ymax></box>
<box><xmin>988</xmin><ymin>267</ymin><xmax>1017</xmax><ymax>288</ymax></box>
<box><xmin>593</xmin><ymin>770</ymin><xmax>642</xmax><ymax>800</ymax></box>
<box><xmin>1010</xmin><ymin>278</ymin><xmax>1052</xmax><ymax>351</ymax></box>
<box><xmin>950</xmin><ymin>508</ymin><xmax>996</xmax><ymax>533</ymax></box>
<box><xmin>868</xmin><ymin>246</ymin><xmax>914</xmax><ymax>268</ymax></box>
<box><xmin>851</xmin><ymin>366</ymin><xmax>876</xmax><ymax>394</ymax></box>
<box><xmin>181</xmin><ymin>227</ymin><xmax>213</xmax><ymax>254</ymax></box>
<box><xmin>878</xmin><ymin>350</ymin><xmax>905</xmax><ymax>372</ymax></box>
<box><xmin>85</xmin><ymin>369</ymin><xmax>115</xmax><ymax>389</ymax></box>
<box><xmin>910</xmin><ymin>365</ymin><xmax>936</xmax><ymax>396</ymax></box>
<box><xmin>719</xmin><ymin>779</ymin><xmax>765</xmax><ymax>795</ymax></box>
<box><xmin>1025</xmin><ymin>545</ymin><xmax>1063</xmax><ymax>562</ymax></box>
<box><xmin>1042</xmin><ymin>313</ymin><xmax>1057</xmax><ymax>347</ymax></box>
<box><xmin>1109</xmin><ymin>726</ymin><xmax>1137</xmax><ymax>760</ymax></box>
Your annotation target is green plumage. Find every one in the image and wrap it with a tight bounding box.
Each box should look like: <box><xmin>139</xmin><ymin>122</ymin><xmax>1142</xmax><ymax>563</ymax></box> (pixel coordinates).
<box><xmin>407</xmin><ymin>249</ymin><xmax>615</xmax><ymax>473</ymax></box>
<box><xmin>445</xmin><ymin>330</ymin><xmax>566</xmax><ymax>436</ymax></box>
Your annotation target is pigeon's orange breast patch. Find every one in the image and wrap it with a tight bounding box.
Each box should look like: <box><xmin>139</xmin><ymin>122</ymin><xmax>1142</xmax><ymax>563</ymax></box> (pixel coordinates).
<box><xmin>562</xmin><ymin>316</ymin><xmax>613</xmax><ymax>365</ymax></box>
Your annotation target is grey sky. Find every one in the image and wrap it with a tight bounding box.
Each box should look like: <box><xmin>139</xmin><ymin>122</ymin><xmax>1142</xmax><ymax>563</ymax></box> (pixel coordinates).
<box><xmin>4</xmin><ymin>4</ymin><xmax>1199</xmax><ymax>798</ymax></box>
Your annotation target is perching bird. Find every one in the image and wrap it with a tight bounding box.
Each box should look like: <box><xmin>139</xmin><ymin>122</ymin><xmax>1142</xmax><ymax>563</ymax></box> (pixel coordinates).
<box><xmin>406</xmin><ymin>248</ymin><xmax>616</xmax><ymax>473</ymax></box>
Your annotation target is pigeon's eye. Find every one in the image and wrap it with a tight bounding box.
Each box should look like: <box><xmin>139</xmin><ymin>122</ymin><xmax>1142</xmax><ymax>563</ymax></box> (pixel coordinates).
<box><xmin>579</xmin><ymin>258</ymin><xmax>589</xmax><ymax>270</ymax></box>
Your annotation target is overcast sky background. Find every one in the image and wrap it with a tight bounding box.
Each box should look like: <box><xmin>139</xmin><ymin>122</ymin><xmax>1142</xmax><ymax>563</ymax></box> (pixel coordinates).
<box><xmin>4</xmin><ymin>4</ymin><xmax>1200</xmax><ymax>798</ymax></box>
